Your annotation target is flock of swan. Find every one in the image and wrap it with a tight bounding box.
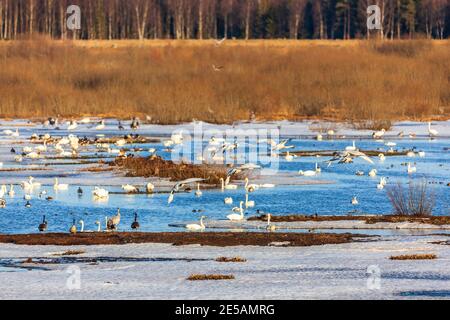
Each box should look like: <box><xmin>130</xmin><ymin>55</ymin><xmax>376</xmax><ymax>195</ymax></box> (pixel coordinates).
<box><xmin>0</xmin><ymin>118</ymin><xmax>442</xmax><ymax>233</ymax></box>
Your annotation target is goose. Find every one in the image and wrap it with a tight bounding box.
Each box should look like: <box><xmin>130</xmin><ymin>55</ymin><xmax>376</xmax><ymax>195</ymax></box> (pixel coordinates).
<box><xmin>185</xmin><ymin>216</ymin><xmax>206</xmax><ymax>231</ymax></box>
<box><xmin>407</xmin><ymin>163</ymin><xmax>417</xmax><ymax>174</ymax></box>
<box><xmin>369</xmin><ymin>169</ymin><xmax>377</xmax><ymax>177</ymax></box>
<box><xmin>378</xmin><ymin>153</ymin><xmax>385</xmax><ymax>161</ymax></box>
<box><xmin>38</xmin><ymin>216</ymin><xmax>48</xmax><ymax>232</ymax></box>
<box><xmin>53</xmin><ymin>178</ymin><xmax>69</xmax><ymax>191</ymax></box>
<box><xmin>10</xmin><ymin>148</ymin><xmax>15</xmax><ymax>153</ymax></box>
<box><xmin>77</xmin><ymin>187</ymin><xmax>83</xmax><ymax>195</ymax></box>
<box><xmin>266</xmin><ymin>214</ymin><xmax>276</xmax><ymax>232</ymax></box>
<box><xmin>195</xmin><ymin>183</ymin><xmax>203</xmax><ymax>197</ymax></box>
<box><xmin>220</xmin><ymin>178</ymin><xmax>238</xmax><ymax>191</ymax></box>
<box><xmin>122</xmin><ymin>184</ymin><xmax>139</xmax><ymax>193</ymax></box>
<box><xmin>95</xmin><ymin>221</ymin><xmax>101</xmax><ymax>232</ymax></box>
<box><xmin>345</xmin><ymin>141</ymin><xmax>357</xmax><ymax>151</ymax></box>
<box><xmin>8</xmin><ymin>185</ymin><xmax>15</xmax><ymax>197</ymax></box>
<box><xmin>244</xmin><ymin>178</ymin><xmax>258</xmax><ymax>193</ymax></box>
<box><xmin>372</xmin><ymin>129</ymin><xmax>386</xmax><ymax>139</ymax></box>
<box><xmin>351</xmin><ymin>196</ymin><xmax>359</xmax><ymax>205</ymax></box>
<box><xmin>95</xmin><ymin>120</ymin><xmax>106</xmax><ymax>130</ymax></box>
<box><xmin>107</xmin><ymin>209</ymin><xmax>121</xmax><ymax>230</ymax></box>
<box><xmin>167</xmin><ymin>178</ymin><xmax>205</xmax><ymax>204</ymax></box>
<box><xmin>227</xmin><ymin>201</ymin><xmax>245</xmax><ymax>221</ymax></box>
<box><xmin>428</xmin><ymin>122</ymin><xmax>438</xmax><ymax>137</ymax></box>
<box><xmin>92</xmin><ymin>187</ymin><xmax>109</xmax><ymax>199</ymax></box>
<box><xmin>131</xmin><ymin>213</ymin><xmax>140</xmax><ymax>230</ymax></box>
<box><xmin>245</xmin><ymin>193</ymin><xmax>255</xmax><ymax>208</ymax></box>
<box><xmin>224</xmin><ymin>197</ymin><xmax>233</xmax><ymax>205</ymax></box>
<box><xmin>79</xmin><ymin>220</ymin><xmax>85</xmax><ymax>232</ymax></box>
<box><xmin>69</xmin><ymin>219</ymin><xmax>77</xmax><ymax>234</ymax></box>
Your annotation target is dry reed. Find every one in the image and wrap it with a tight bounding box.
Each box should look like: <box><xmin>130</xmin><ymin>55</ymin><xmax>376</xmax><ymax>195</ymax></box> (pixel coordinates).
<box><xmin>0</xmin><ymin>39</ymin><xmax>448</xmax><ymax>123</ymax></box>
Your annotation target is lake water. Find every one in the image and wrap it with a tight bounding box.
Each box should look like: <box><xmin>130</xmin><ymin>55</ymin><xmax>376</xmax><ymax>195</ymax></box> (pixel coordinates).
<box><xmin>0</xmin><ymin>119</ymin><xmax>448</xmax><ymax>234</ymax></box>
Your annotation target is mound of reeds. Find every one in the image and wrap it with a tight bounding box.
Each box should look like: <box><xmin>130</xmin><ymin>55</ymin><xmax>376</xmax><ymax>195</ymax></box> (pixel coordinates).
<box><xmin>111</xmin><ymin>156</ymin><xmax>229</xmax><ymax>184</ymax></box>
<box><xmin>389</xmin><ymin>254</ymin><xmax>437</xmax><ymax>260</ymax></box>
<box><xmin>187</xmin><ymin>274</ymin><xmax>235</xmax><ymax>281</ymax></box>
<box><xmin>215</xmin><ymin>256</ymin><xmax>247</xmax><ymax>263</ymax></box>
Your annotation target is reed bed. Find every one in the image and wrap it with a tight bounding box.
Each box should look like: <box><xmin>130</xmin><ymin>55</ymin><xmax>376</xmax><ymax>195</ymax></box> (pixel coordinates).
<box><xmin>111</xmin><ymin>156</ymin><xmax>229</xmax><ymax>184</ymax></box>
<box><xmin>0</xmin><ymin>39</ymin><xmax>448</xmax><ymax>123</ymax></box>
<box><xmin>389</xmin><ymin>254</ymin><xmax>437</xmax><ymax>260</ymax></box>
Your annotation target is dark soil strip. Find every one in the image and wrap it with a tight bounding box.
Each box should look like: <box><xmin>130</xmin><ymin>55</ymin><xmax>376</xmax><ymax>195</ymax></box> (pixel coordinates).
<box><xmin>248</xmin><ymin>214</ymin><xmax>450</xmax><ymax>226</ymax></box>
<box><xmin>0</xmin><ymin>232</ymin><xmax>367</xmax><ymax>247</ymax></box>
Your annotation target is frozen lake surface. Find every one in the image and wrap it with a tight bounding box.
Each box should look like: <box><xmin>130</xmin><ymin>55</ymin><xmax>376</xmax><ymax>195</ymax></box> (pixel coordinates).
<box><xmin>0</xmin><ymin>234</ymin><xmax>448</xmax><ymax>299</ymax></box>
<box><xmin>0</xmin><ymin>119</ymin><xmax>448</xmax><ymax>234</ymax></box>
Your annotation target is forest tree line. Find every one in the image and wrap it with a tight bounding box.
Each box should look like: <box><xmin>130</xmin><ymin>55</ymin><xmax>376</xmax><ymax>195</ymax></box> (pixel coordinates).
<box><xmin>0</xmin><ymin>0</ymin><xmax>449</xmax><ymax>41</ymax></box>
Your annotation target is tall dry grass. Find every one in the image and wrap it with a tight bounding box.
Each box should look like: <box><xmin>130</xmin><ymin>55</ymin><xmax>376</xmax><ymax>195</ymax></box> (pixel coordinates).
<box><xmin>0</xmin><ymin>38</ymin><xmax>449</xmax><ymax>123</ymax></box>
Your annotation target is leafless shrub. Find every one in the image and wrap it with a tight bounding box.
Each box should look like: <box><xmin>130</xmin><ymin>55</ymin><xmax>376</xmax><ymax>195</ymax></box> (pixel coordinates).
<box><xmin>187</xmin><ymin>274</ymin><xmax>235</xmax><ymax>281</ymax></box>
<box><xmin>386</xmin><ymin>180</ymin><xmax>435</xmax><ymax>217</ymax></box>
<box><xmin>352</xmin><ymin>120</ymin><xmax>392</xmax><ymax>131</ymax></box>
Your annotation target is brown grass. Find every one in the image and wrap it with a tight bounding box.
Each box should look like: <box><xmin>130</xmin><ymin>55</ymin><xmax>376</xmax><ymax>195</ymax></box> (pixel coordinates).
<box><xmin>0</xmin><ymin>39</ymin><xmax>448</xmax><ymax>123</ymax></box>
<box><xmin>389</xmin><ymin>254</ymin><xmax>437</xmax><ymax>260</ymax></box>
<box><xmin>387</xmin><ymin>180</ymin><xmax>435</xmax><ymax>217</ymax></box>
<box><xmin>111</xmin><ymin>156</ymin><xmax>230</xmax><ymax>184</ymax></box>
<box><xmin>215</xmin><ymin>256</ymin><xmax>247</xmax><ymax>263</ymax></box>
<box><xmin>187</xmin><ymin>274</ymin><xmax>235</xmax><ymax>281</ymax></box>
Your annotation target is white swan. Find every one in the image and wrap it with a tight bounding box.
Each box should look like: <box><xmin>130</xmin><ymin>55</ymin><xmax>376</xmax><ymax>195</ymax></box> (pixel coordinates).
<box><xmin>407</xmin><ymin>163</ymin><xmax>417</xmax><ymax>174</ymax></box>
<box><xmin>227</xmin><ymin>201</ymin><xmax>244</xmax><ymax>221</ymax></box>
<box><xmin>146</xmin><ymin>182</ymin><xmax>155</xmax><ymax>193</ymax></box>
<box><xmin>345</xmin><ymin>141</ymin><xmax>357</xmax><ymax>151</ymax></box>
<box><xmin>0</xmin><ymin>185</ymin><xmax>7</xmax><ymax>198</ymax></box>
<box><xmin>93</xmin><ymin>187</ymin><xmax>109</xmax><ymax>199</ymax></box>
<box><xmin>220</xmin><ymin>178</ymin><xmax>238</xmax><ymax>191</ymax></box>
<box><xmin>244</xmin><ymin>177</ymin><xmax>259</xmax><ymax>192</ymax></box>
<box><xmin>351</xmin><ymin>196</ymin><xmax>359</xmax><ymax>205</ymax></box>
<box><xmin>372</xmin><ymin>128</ymin><xmax>386</xmax><ymax>139</ymax></box>
<box><xmin>122</xmin><ymin>184</ymin><xmax>139</xmax><ymax>193</ymax></box>
<box><xmin>378</xmin><ymin>153</ymin><xmax>385</xmax><ymax>162</ymax></box>
<box><xmin>8</xmin><ymin>184</ymin><xmax>15</xmax><ymax>197</ymax></box>
<box><xmin>285</xmin><ymin>151</ymin><xmax>294</xmax><ymax>162</ymax></box>
<box><xmin>67</xmin><ymin>121</ymin><xmax>78</xmax><ymax>130</ymax></box>
<box><xmin>245</xmin><ymin>193</ymin><xmax>255</xmax><ymax>208</ymax></box>
<box><xmin>299</xmin><ymin>164</ymin><xmax>320</xmax><ymax>176</ymax></box>
<box><xmin>418</xmin><ymin>151</ymin><xmax>426</xmax><ymax>158</ymax></box>
<box><xmin>224</xmin><ymin>197</ymin><xmax>233</xmax><ymax>204</ymax></box>
<box><xmin>185</xmin><ymin>216</ymin><xmax>206</xmax><ymax>231</ymax></box>
<box><xmin>11</xmin><ymin>129</ymin><xmax>19</xmax><ymax>137</ymax></box>
<box><xmin>428</xmin><ymin>122</ymin><xmax>438</xmax><ymax>137</ymax></box>
<box><xmin>79</xmin><ymin>220</ymin><xmax>85</xmax><ymax>232</ymax></box>
<box><xmin>369</xmin><ymin>169</ymin><xmax>377</xmax><ymax>177</ymax></box>
<box><xmin>95</xmin><ymin>120</ymin><xmax>106</xmax><ymax>130</ymax></box>
<box><xmin>53</xmin><ymin>178</ymin><xmax>69</xmax><ymax>191</ymax></box>
<box><xmin>35</xmin><ymin>141</ymin><xmax>47</xmax><ymax>153</ymax></box>
<box><xmin>195</xmin><ymin>183</ymin><xmax>202</xmax><ymax>197</ymax></box>
<box><xmin>266</xmin><ymin>214</ymin><xmax>276</xmax><ymax>232</ymax></box>
<box><xmin>377</xmin><ymin>177</ymin><xmax>387</xmax><ymax>190</ymax></box>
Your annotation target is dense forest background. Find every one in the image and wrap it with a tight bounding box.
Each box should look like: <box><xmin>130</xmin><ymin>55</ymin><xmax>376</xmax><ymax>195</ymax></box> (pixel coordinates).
<box><xmin>0</xmin><ymin>0</ymin><xmax>448</xmax><ymax>41</ymax></box>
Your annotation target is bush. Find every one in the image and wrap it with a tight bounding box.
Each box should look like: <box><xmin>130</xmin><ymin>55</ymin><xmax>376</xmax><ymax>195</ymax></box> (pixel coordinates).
<box><xmin>386</xmin><ymin>180</ymin><xmax>435</xmax><ymax>216</ymax></box>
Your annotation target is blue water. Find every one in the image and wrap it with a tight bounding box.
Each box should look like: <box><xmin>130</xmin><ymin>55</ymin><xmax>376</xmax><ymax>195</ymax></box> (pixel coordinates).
<box><xmin>0</xmin><ymin>120</ymin><xmax>448</xmax><ymax>234</ymax></box>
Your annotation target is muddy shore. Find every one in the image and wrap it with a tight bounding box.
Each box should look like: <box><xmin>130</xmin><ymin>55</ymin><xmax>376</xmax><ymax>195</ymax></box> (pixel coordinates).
<box><xmin>0</xmin><ymin>232</ymin><xmax>368</xmax><ymax>247</ymax></box>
